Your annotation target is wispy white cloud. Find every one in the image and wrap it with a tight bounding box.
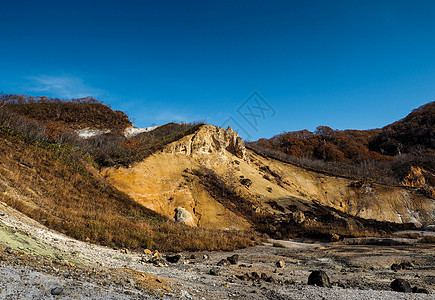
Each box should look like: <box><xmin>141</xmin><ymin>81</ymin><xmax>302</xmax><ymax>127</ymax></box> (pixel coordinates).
<box><xmin>24</xmin><ymin>75</ymin><xmax>103</xmax><ymax>99</ymax></box>
<box><xmin>153</xmin><ymin>110</ymin><xmax>190</xmax><ymax>123</ymax></box>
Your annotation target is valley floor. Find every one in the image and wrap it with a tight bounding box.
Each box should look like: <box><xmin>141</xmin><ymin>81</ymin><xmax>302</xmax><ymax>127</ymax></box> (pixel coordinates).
<box><xmin>0</xmin><ymin>203</ymin><xmax>433</xmax><ymax>299</ymax></box>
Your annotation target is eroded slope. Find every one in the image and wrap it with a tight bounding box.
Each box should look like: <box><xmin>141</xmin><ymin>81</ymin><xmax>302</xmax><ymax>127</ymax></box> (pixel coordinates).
<box><xmin>106</xmin><ymin>125</ymin><xmax>435</xmax><ymax>237</ymax></box>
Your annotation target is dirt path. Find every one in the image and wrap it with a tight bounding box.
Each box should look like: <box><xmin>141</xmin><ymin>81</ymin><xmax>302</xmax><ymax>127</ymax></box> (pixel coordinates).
<box><xmin>0</xmin><ymin>202</ymin><xmax>433</xmax><ymax>299</ymax></box>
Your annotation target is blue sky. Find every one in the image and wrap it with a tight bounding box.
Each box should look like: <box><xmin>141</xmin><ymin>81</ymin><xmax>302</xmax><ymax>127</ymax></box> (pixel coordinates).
<box><xmin>1</xmin><ymin>1</ymin><xmax>434</xmax><ymax>140</ymax></box>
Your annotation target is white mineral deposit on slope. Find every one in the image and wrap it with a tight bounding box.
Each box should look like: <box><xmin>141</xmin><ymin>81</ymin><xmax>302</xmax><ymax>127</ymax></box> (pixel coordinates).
<box><xmin>124</xmin><ymin>125</ymin><xmax>160</xmax><ymax>138</ymax></box>
<box><xmin>75</xmin><ymin>125</ymin><xmax>160</xmax><ymax>139</ymax></box>
<box><xmin>76</xmin><ymin>128</ymin><xmax>111</xmax><ymax>138</ymax></box>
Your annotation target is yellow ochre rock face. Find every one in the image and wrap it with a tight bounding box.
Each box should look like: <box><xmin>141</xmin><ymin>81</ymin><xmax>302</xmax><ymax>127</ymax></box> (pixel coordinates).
<box><xmin>105</xmin><ymin>125</ymin><xmax>252</xmax><ymax>230</ymax></box>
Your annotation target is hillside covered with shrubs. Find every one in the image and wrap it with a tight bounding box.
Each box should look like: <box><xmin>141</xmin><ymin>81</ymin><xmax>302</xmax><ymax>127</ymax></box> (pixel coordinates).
<box><xmin>0</xmin><ymin>93</ymin><xmax>204</xmax><ymax>167</ymax></box>
<box><xmin>248</xmin><ymin>102</ymin><xmax>435</xmax><ymax>186</ymax></box>
<box><xmin>0</xmin><ymin>93</ymin><xmax>257</xmax><ymax>251</ymax></box>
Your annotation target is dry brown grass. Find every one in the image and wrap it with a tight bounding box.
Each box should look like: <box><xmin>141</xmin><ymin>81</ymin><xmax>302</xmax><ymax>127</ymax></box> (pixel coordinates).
<box><xmin>0</xmin><ymin>126</ymin><xmax>258</xmax><ymax>252</ymax></box>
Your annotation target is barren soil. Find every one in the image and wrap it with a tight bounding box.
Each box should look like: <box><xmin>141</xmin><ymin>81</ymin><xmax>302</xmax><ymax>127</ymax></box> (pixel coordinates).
<box><xmin>0</xmin><ymin>202</ymin><xmax>433</xmax><ymax>299</ymax></box>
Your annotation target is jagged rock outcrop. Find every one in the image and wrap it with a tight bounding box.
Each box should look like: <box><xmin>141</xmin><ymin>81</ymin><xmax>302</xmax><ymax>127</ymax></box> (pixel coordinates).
<box><xmin>164</xmin><ymin>125</ymin><xmax>247</xmax><ymax>161</ymax></box>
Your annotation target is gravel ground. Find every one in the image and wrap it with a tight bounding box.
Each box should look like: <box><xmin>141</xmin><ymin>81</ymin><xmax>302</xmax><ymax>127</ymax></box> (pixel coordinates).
<box><xmin>0</xmin><ymin>203</ymin><xmax>433</xmax><ymax>299</ymax></box>
<box><xmin>0</xmin><ymin>265</ymin><xmax>155</xmax><ymax>300</ymax></box>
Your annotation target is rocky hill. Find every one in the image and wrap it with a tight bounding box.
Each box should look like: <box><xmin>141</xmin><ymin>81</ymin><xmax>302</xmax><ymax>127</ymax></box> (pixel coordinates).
<box><xmin>0</xmin><ymin>94</ymin><xmax>433</xmax><ymax>250</ymax></box>
<box><xmin>107</xmin><ymin>124</ymin><xmax>434</xmax><ymax>240</ymax></box>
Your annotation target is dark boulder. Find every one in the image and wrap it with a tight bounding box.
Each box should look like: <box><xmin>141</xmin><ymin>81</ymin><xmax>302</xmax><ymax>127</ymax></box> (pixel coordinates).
<box><xmin>209</xmin><ymin>267</ymin><xmax>221</xmax><ymax>276</ymax></box>
<box><xmin>391</xmin><ymin>263</ymin><xmax>401</xmax><ymax>272</ymax></box>
<box><xmin>308</xmin><ymin>270</ymin><xmax>331</xmax><ymax>288</ymax></box>
<box><xmin>391</xmin><ymin>279</ymin><xmax>412</xmax><ymax>293</ymax></box>
<box><xmin>165</xmin><ymin>254</ymin><xmax>182</xmax><ymax>263</ymax></box>
<box><xmin>51</xmin><ymin>287</ymin><xmax>63</xmax><ymax>295</ymax></box>
<box><xmin>412</xmin><ymin>286</ymin><xmax>430</xmax><ymax>294</ymax></box>
<box><xmin>227</xmin><ymin>254</ymin><xmax>239</xmax><ymax>265</ymax></box>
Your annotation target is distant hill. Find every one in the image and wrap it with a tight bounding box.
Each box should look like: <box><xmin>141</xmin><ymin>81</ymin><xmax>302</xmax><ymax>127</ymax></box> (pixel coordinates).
<box><xmin>369</xmin><ymin>101</ymin><xmax>435</xmax><ymax>155</ymax></box>
<box><xmin>0</xmin><ymin>93</ymin><xmax>132</xmax><ymax>132</ymax></box>
<box><xmin>0</xmin><ymin>93</ymin><xmax>204</xmax><ymax>167</ymax></box>
<box><xmin>248</xmin><ymin>101</ymin><xmax>435</xmax><ymax>186</ymax></box>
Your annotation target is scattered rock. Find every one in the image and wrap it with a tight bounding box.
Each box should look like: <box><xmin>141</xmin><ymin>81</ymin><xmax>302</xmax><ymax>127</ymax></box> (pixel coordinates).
<box><xmin>276</xmin><ymin>260</ymin><xmax>285</xmax><ymax>268</ymax></box>
<box><xmin>123</xmin><ymin>249</ymin><xmax>130</xmax><ymax>254</ymax></box>
<box><xmin>148</xmin><ymin>252</ymin><xmax>167</xmax><ymax>267</ymax></box>
<box><xmin>330</xmin><ymin>233</ymin><xmax>340</xmax><ymax>242</ymax></box>
<box><xmin>227</xmin><ymin>254</ymin><xmax>239</xmax><ymax>265</ymax></box>
<box><xmin>290</xmin><ymin>211</ymin><xmax>305</xmax><ymax>224</ymax></box>
<box><xmin>50</xmin><ymin>287</ymin><xmax>63</xmax><ymax>295</ymax></box>
<box><xmin>240</xmin><ymin>178</ymin><xmax>252</xmax><ymax>188</ymax></box>
<box><xmin>308</xmin><ymin>270</ymin><xmax>331</xmax><ymax>288</ymax></box>
<box><xmin>209</xmin><ymin>267</ymin><xmax>221</xmax><ymax>276</ymax></box>
<box><xmin>391</xmin><ymin>279</ymin><xmax>412</xmax><ymax>293</ymax></box>
<box><xmin>272</xmin><ymin>242</ymin><xmax>286</xmax><ymax>248</ymax></box>
<box><xmin>203</xmin><ymin>254</ymin><xmax>210</xmax><ymax>260</ymax></box>
<box><xmin>336</xmin><ymin>281</ymin><xmax>350</xmax><ymax>289</ymax></box>
<box><xmin>0</xmin><ymin>211</ymin><xmax>5</xmax><ymax>216</ymax></box>
<box><xmin>174</xmin><ymin>206</ymin><xmax>195</xmax><ymax>226</ymax></box>
<box><xmin>190</xmin><ymin>254</ymin><xmax>196</xmax><ymax>259</ymax></box>
<box><xmin>236</xmin><ymin>274</ymin><xmax>249</xmax><ymax>281</ymax></box>
<box><xmin>250</xmin><ymin>272</ymin><xmax>260</xmax><ymax>281</ymax></box>
<box><xmin>412</xmin><ymin>286</ymin><xmax>430</xmax><ymax>294</ymax></box>
<box><xmin>261</xmin><ymin>273</ymin><xmax>275</xmax><ymax>283</ymax></box>
<box><xmin>400</xmin><ymin>261</ymin><xmax>413</xmax><ymax>269</ymax></box>
<box><xmin>154</xmin><ymin>260</ymin><xmax>167</xmax><ymax>267</ymax></box>
<box><xmin>165</xmin><ymin>254</ymin><xmax>182</xmax><ymax>263</ymax></box>
<box><xmin>143</xmin><ymin>249</ymin><xmax>152</xmax><ymax>255</ymax></box>
<box><xmin>217</xmin><ymin>259</ymin><xmax>230</xmax><ymax>266</ymax></box>
<box><xmin>391</xmin><ymin>261</ymin><xmax>414</xmax><ymax>271</ymax></box>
